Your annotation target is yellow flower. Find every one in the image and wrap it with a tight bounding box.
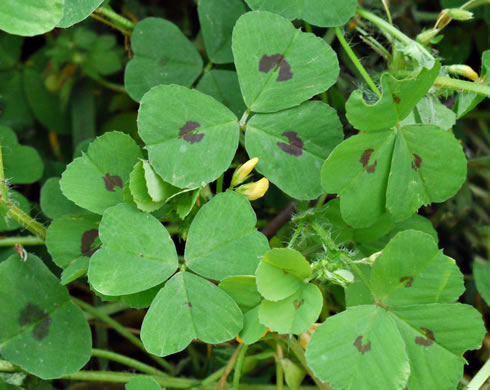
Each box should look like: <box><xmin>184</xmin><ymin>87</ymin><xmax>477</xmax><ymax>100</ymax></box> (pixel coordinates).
<box><xmin>231</xmin><ymin>157</ymin><xmax>259</xmax><ymax>187</ymax></box>
<box><xmin>235</xmin><ymin>178</ymin><xmax>269</xmax><ymax>201</ymax></box>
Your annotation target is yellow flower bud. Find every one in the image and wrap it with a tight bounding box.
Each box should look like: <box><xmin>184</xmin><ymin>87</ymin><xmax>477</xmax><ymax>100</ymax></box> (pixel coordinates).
<box><xmin>447</xmin><ymin>65</ymin><xmax>479</xmax><ymax>81</ymax></box>
<box><xmin>231</xmin><ymin>157</ymin><xmax>259</xmax><ymax>187</ymax></box>
<box><xmin>235</xmin><ymin>178</ymin><xmax>269</xmax><ymax>201</ymax></box>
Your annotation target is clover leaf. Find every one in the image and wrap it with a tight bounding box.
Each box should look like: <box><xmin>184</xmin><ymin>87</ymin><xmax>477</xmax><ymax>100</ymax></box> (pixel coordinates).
<box><xmin>60</xmin><ymin>131</ymin><xmax>142</xmax><ymax>214</ymax></box>
<box><xmin>306</xmin><ymin>230</ymin><xmax>485</xmax><ymax>390</ymax></box>
<box><xmin>124</xmin><ymin>17</ymin><xmax>203</xmax><ymax>102</ymax></box>
<box><xmin>245</xmin><ymin>101</ymin><xmax>343</xmax><ymax>200</ymax></box>
<box><xmin>138</xmin><ymin>85</ymin><xmax>240</xmax><ymax>189</ymax></box>
<box><xmin>88</xmin><ymin>203</ymin><xmax>178</xmax><ymax>296</ymax></box>
<box><xmin>0</xmin><ymin>254</ymin><xmax>92</xmax><ymax>379</ymax></box>
<box><xmin>232</xmin><ymin>11</ymin><xmax>339</xmax><ymax>113</ymax></box>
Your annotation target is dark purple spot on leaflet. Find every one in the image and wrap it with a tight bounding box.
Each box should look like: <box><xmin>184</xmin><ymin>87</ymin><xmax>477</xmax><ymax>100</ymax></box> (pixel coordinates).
<box><xmin>81</xmin><ymin>229</ymin><xmax>100</xmax><ymax>257</ymax></box>
<box><xmin>411</xmin><ymin>153</ymin><xmax>422</xmax><ymax>170</ymax></box>
<box><xmin>353</xmin><ymin>336</ymin><xmax>371</xmax><ymax>354</ymax></box>
<box><xmin>179</xmin><ymin>120</ymin><xmax>204</xmax><ymax>144</ymax></box>
<box><xmin>259</xmin><ymin>54</ymin><xmax>293</xmax><ymax>82</ymax></box>
<box><xmin>277</xmin><ymin>131</ymin><xmax>304</xmax><ymax>156</ymax></box>
<box><xmin>415</xmin><ymin>328</ymin><xmax>435</xmax><ymax>347</ymax></box>
<box><xmin>103</xmin><ymin>173</ymin><xmax>123</xmax><ymax>192</ymax></box>
<box><xmin>360</xmin><ymin>149</ymin><xmax>377</xmax><ymax>173</ymax></box>
<box><xmin>392</xmin><ymin>94</ymin><xmax>401</xmax><ymax>104</ymax></box>
<box><xmin>293</xmin><ymin>298</ymin><xmax>305</xmax><ymax>310</ymax></box>
<box><xmin>400</xmin><ymin>276</ymin><xmax>414</xmax><ymax>288</ymax></box>
<box><xmin>186</xmin><ymin>302</ymin><xmax>192</xmax><ymax>308</ymax></box>
<box><xmin>19</xmin><ymin>302</ymin><xmax>51</xmax><ymax>341</ymax></box>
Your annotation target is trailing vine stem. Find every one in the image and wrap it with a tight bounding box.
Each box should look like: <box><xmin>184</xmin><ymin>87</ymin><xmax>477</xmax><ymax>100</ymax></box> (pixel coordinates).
<box><xmin>0</xmin><ymin>143</ymin><xmax>47</xmax><ymax>242</ymax></box>
<box><xmin>335</xmin><ymin>27</ymin><xmax>382</xmax><ymax>98</ymax></box>
<box><xmin>232</xmin><ymin>344</ymin><xmax>249</xmax><ymax>388</ymax></box>
<box><xmin>0</xmin><ymin>236</ymin><xmax>44</xmax><ymax>247</ymax></box>
<box><xmin>91</xmin><ymin>348</ymin><xmax>167</xmax><ymax>376</ymax></box>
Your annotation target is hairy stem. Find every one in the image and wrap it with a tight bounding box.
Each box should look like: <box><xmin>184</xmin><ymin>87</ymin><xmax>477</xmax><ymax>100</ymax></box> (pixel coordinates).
<box><xmin>434</xmin><ymin>76</ymin><xmax>490</xmax><ymax>97</ymax></box>
<box><xmin>335</xmin><ymin>27</ymin><xmax>381</xmax><ymax>98</ymax></box>
<box><xmin>0</xmin><ymin>236</ymin><xmax>44</xmax><ymax>247</ymax></box>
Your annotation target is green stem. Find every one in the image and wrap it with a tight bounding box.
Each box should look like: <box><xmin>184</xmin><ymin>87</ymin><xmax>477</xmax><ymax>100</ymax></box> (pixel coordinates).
<box><xmin>275</xmin><ymin>359</ymin><xmax>284</xmax><ymax>390</ymax></box>
<box><xmin>239</xmin><ymin>109</ymin><xmax>251</xmax><ymax>131</ymax></box>
<box><xmin>204</xmin><ymin>61</ymin><xmax>214</xmax><ymax>73</ymax></box>
<box><xmin>73</xmin><ymin>298</ymin><xmax>173</xmax><ymax>372</ymax></box>
<box><xmin>315</xmin><ymin>193</ymin><xmax>328</xmax><ymax>209</ymax></box>
<box><xmin>310</xmin><ymin>221</ymin><xmax>337</xmax><ymax>251</ymax></box>
<box><xmin>288</xmin><ymin>221</ymin><xmax>305</xmax><ymax>249</ymax></box>
<box><xmin>462</xmin><ymin>0</ymin><xmax>490</xmax><ymax>10</ymax></box>
<box><xmin>216</xmin><ymin>173</ymin><xmax>224</xmax><ymax>194</ymax></box>
<box><xmin>233</xmin><ymin>344</ymin><xmax>249</xmax><ymax>388</ymax></box>
<box><xmin>91</xmin><ymin>349</ymin><xmax>167</xmax><ymax>376</ymax></box>
<box><xmin>434</xmin><ymin>76</ymin><xmax>490</xmax><ymax>97</ymax></box>
<box><xmin>6</xmin><ymin>204</ymin><xmax>47</xmax><ymax>241</ymax></box>
<box><xmin>0</xmin><ymin>236</ymin><xmax>44</xmax><ymax>247</ymax></box>
<box><xmin>467</xmin><ymin>358</ymin><xmax>490</xmax><ymax>390</ymax></box>
<box><xmin>89</xmin><ymin>74</ymin><xmax>127</xmax><ymax>94</ymax></box>
<box><xmin>96</xmin><ymin>6</ymin><xmax>135</xmax><ymax>30</ymax></box>
<box><xmin>335</xmin><ymin>27</ymin><xmax>381</xmax><ymax>98</ymax></box>
<box><xmin>304</xmin><ymin>22</ymin><xmax>313</xmax><ymax>33</ymax></box>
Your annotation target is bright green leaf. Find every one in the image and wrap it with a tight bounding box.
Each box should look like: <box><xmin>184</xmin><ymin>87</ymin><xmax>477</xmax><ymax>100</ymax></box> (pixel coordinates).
<box><xmin>246</xmin><ymin>101</ymin><xmax>343</xmax><ymax>200</ymax></box>
<box><xmin>232</xmin><ymin>11</ymin><xmax>339</xmax><ymax>112</ymax></box>
<box><xmin>198</xmin><ymin>0</ymin><xmax>246</xmax><ymax>64</ymax></box>
<box><xmin>124</xmin><ymin>17</ymin><xmax>203</xmax><ymax>102</ymax></box>
<box><xmin>219</xmin><ymin>276</ymin><xmax>262</xmax><ymax>312</ymax></box>
<box><xmin>239</xmin><ymin>305</ymin><xmax>268</xmax><ymax>345</ymax></box>
<box><xmin>0</xmin><ymin>254</ymin><xmax>92</xmax><ymax>379</ymax></box>
<box><xmin>400</xmin><ymin>96</ymin><xmax>456</xmax><ymax>131</ymax></box>
<box><xmin>244</xmin><ymin>0</ymin><xmax>357</xmax><ymax>27</ymax></box>
<box><xmin>60</xmin><ymin>131</ymin><xmax>142</xmax><ymax>214</ymax></box>
<box><xmin>88</xmin><ymin>203</ymin><xmax>178</xmax><ymax>295</ymax></box>
<box><xmin>141</xmin><ymin>272</ymin><xmax>243</xmax><ymax>357</ymax></box>
<box><xmin>321</xmin><ymin>124</ymin><xmax>467</xmax><ymax>227</ymax></box>
<box><xmin>259</xmin><ymin>283</ymin><xmax>323</xmax><ymax>334</ymax></box>
<box><xmin>185</xmin><ymin>191</ymin><xmax>269</xmax><ymax>280</ymax></box>
<box><xmin>345</xmin><ymin>63</ymin><xmax>441</xmax><ymax>131</ymax></box>
<box><xmin>0</xmin><ymin>0</ymin><xmax>63</xmax><ymax>36</ymax></box>
<box><xmin>40</xmin><ymin>178</ymin><xmax>87</xmax><ymax>219</ymax></box>
<box><xmin>138</xmin><ymin>85</ymin><xmax>239</xmax><ymax>189</ymax></box>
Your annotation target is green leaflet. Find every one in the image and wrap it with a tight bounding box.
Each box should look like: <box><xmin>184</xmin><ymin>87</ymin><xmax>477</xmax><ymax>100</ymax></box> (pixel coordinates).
<box><xmin>138</xmin><ymin>85</ymin><xmax>239</xmax><ymax>189</ymax></box>
<box><xmin>57</xmin><ymin>0</ymin><xmax>105</xmax><ymax>28</ymax></box>
<box><xmin>88</xmin><ymin>203</ymin><xmax>178</xmax><ymax>296</ymax></box>
<box><xmin>196</xmin><ymin>70</ymin><xmax>246</xmax><ymax>117</ymax></box>
<box><xmin>0</xmin><ymin>126</ymin><xmax>43</xmax><ymax>184</ymax></box>
<box><xmin>306</xmin><ymin>230</ymin><xmax>485</xmax><ymax>390</ymax></box>
<box><xmin>0</xmin><ymin>254</ymin><xmax>92</xmax><ymax>379</ymax></box>
<box><xmin>259</xmin><ymin>283</ymin><xmax>323</xmax><ymax>335</ymax></box>
<box><xmin>0</xmin><ymin>0</ymin><xmax>63</xmax><ymax>36</ymax></box>
<box><xmin>60</xmin><ymin>131</ymin><xmax>142</xmax><ymax>214</ymax></box>
<box><xmin>40</xmin><ymin>177</ymin><xmax>87</xmax><ymax>219</ymax></box>
<box><xmin>345</xmin><ymin>63</ymin><xmax>441</xmax><ymax>132</ymax></box>
<box><xmin>232</xmin><ymin>11</ymin><xmax>339</xmax><ymax>113</ymax></box>
<box><xmin>124</xmin><ymin>17</ymin><xmax>203</xmax><ymax>102</ymax></box>
<box><xmin>185</xmin><ymin>191</ymin><xmax>269</xmax><ymax>281</ymax></box>
<box><xmin>244</xmin><ymin>0</ymin><xmax>357</xmax><ymax>27</ymax></box>
<box><xmin>141</xmin><ymin>272</ymin><xmax>243</xmax><ymax>357</ymax></box>
<box><xmin>256</xmin><ymin>248</ymin><xmax>311</xmax><ymax>301</ymax></box>
<box><xmin>198</xmin><ymin>0</ymin><xmax>246</xmax><ymax>64</ymax></box>
<box><xmin>321</xmin><ymin>124</ymin><xmax>467</xmax><ymax>227</ymax></box>
<box><xmin>129</xmin><ymin>160</ymin><xmax>179</xmax><ymax>212</ymax></box>
<box><xmin>400</xmin><ymin>96</ymin><xmax>456</xmax><ymax>131</ymax></box>
<box><xmin>245</xmin><ymin>101</ymin><xmax>343</xmax><ymax>200</ymax></box>
<box><xmin>220</xmin><ymin>276</ymin><xmax>267</xmax><ymax>345</ymax></box>
<box><xmin>45</xmin><ymin>214</ymin><xmax>101</xmax><ymax>285</ymax></box>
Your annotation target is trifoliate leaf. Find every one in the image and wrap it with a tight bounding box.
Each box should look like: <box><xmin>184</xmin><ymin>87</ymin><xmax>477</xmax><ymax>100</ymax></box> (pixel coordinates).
<box><xmin>138</xmin><ymin>85</ymin><xmax>239</xmax><ymax>189</ymax></box>
<box><xmin>232</xmin><ymin>11</ymin><xmax>339</xmax><ymax>112</ymax></box>
<box><xmin>0</xmin><ymin>0</ymin><xmax>63</xmax><ymax>36</ymax></box>
<box><xmin>198</xmin><ymin>0</ymin><xmax>246</xmax><ymax>64</ymax></box>
<box><xmin>185</xmin><ymin>191</ymin><xmax>269</xmax><ymax>280</ymax></box>
<box><xmin>321</xmin><ymin>124</ymin><xmax>467</xmax><ymax>227</ymax></box>
<box><xmin>0</xmin><ymin>254</ymin><xmax>92</xmax><ymax>379</ymax></box>
<box><xmin>307</xmin><ymin>230</ymin><xmax>485</xmax><ymax>390</ymax></box>
<box><xmin>246</xmin><ymin>101</ymin><xmax>343</xmax><ymax>200</ymax></box>
<box><xmin>141</xmin><ymin>272</ymin><xmax>243</xmax><ymax>357</ymax></box>
<box><xmin>244</xmin><ymin>0</ymin><xmax>357</xmax><ymax>27</ymax></box>
<box><xmin>345</xmin><ymin>63</ymin><xmax>441</xmax><ymax>131</ymax></box>
<box><xmin>88</xmin><ymin>203</ymin><xmax>178</xmax><ymax>295</ymax></box>
<box><xmin>125</xmin><ymin>17</ymin><xmax>203</xmax><ymax>102</ymax></box>
<box><xmin>60</xmin><ymin>131</ymin><xmax>142</xmax><ymax>214</ymax></box>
